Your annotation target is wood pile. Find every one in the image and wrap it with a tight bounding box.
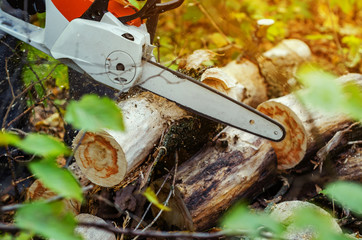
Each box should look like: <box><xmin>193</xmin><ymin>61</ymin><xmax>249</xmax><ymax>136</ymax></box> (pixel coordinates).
<box><xmin>71</xmin><ymin>39</ymin><xmax>361</xmax><ymax>231</ymax></box>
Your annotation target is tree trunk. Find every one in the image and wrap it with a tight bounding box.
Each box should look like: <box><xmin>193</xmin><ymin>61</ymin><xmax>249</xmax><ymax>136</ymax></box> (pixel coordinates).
<box><xmin>73</xmin><ymin>92</ymin><xmax>187</xmax><ymax>187</ymax></box>
<box><xmin>151</xmin><ymin>127</ymin><xmax>277</xmax><ymax>231</ymax></box>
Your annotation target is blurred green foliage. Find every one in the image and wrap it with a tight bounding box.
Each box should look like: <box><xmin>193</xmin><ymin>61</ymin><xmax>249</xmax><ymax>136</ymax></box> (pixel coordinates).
<box><xmin>155</xmin><ymin>0</ymin><xmax>362</xmax><ymax>73</ymax></box>
<box><xmin>21</xmin><ymin>44</ymin><xmax>68</xmax><ymax>105</ymax></box>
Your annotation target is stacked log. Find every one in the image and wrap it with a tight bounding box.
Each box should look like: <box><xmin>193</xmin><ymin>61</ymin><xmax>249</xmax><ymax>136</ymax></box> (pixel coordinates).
<box><xmin>221</xmin><ymin>59</ymin><xmax>268</xmax><ymax>107</ymax></box>
<box><xmin>26</xmin><ymin>179</ymin><xmax>81</xmax><ymax>215</ymax></box>
<box><xmin>152</xmin><ymin>129</ymin><xmax>277</xmax><ymax>231</ymax></box>
<box><xmin>259</xmin><ymin>39</ymin><xmax>312</xmax><ymax>98</ymax></box>
<box><xmin>73</xmin><ymin>92</ymin><xmax>187</xmax><ymax>187</ymax></box>
<box><xmin>257</xmin><ymin>73</ymin><xmax>361</xmax><ymax>169</ymax></box>
<box><xmin>150</xmin><ymin>73</ymin><xmax>361</xmax><ymax>230</ymax></box>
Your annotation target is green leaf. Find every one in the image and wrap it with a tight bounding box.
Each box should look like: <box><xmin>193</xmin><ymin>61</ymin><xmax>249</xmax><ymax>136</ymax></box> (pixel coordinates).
<box><xmin>128</xmin><ymin>0</ymin><xmax>146</xmax><ymax>10</ymax></box>
<box><xmin>0</xmin><ymin>131</ymin><xmax>20</xmax><ymax>146</ymax></box>
<box><xmin>21</xmin><ymin>44</ymin><xmax>69</xmax><ymax>102</ymax></box>
<box><xmin>16</xmin><ymin>133</ymin><xmax>70</xmax><ymax>157</ymax></box>
<box><xmin>65</xmin><ymin>94</ymin><xmax>125</xmax><ymax>132</ymax></box>
<box><xmin>297</xmin><ymin>65</ymin><xmax>362</xmax><ymax>121</ymax></box>
<box><xmin>342</xmin><ymin>36</ymin><xmax>362</xmax><ymax>68</ymax></box>
<box><xmin>330</xmin><ymin>0</ymin><xmax>355</xmax><ymax>14</ymax></box>
<box><xmin>221</xmin><ymin>203</ymin><xmax>284</xmax><ymax>237</ymax></box>
<box><xmin>342</xmin><ymin>82</ymin><xmax>362</xmax><ymax>120</ymax></box>
<box><xmin>296</xmin><ymin>65</ymin><xmax>344</xmax><ymax>113</ymax></box>
<box><xmin>293</xmin><ymin>206</ymin><xmax>350</xmax><ymax>240</ymax></box>
<box><xmin>15</xmin><ymin>201</ymin><xmax>82</xmax><ymax>240</ymax></box>
<box><xmin>322</xmin><ymin>181</ymin><xmax>362</xmax><ymax>215</ymax></box>
<box><xmin>266</xmin><ymin>21</ymin><xmax>286</xmax><ymax>42</ymax></box>
<box><xmin>29</xmin><ymin>159</ymin><xmax>83</xmax><ymax>201</ymax></box>
<box><xmin>143</xmin><ymin>187</ymin><xmax>171</xmax><ymax>211</ymax></box>
<box><xmin>15</xmin><ymin>232</ymin><xmax>34</xmax><ymax>240</ymax></box>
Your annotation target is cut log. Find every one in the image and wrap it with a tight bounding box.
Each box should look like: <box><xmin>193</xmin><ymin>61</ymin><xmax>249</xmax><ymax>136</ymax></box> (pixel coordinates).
<box><xmin>75</xmin><ymin>214</ymin><xmax>116</xmax><ymax>240</ymax></box>
<box><xmin>257</xmin><ymin>74</ymin><xmax>361</xmax><ymax>170</ymax></box>
<box><xmin>259</xmin><ymin>39</ymin><xmax>312</xmax><ymax>98</ymax></box>
<box><xmin>269</xmin><ymin>201</ymin><xmax>342</xmax><ymax>240</ymax></box>
<box><xmin>26</xmin><ymin>179</ymin><xmax>81</xmax><ymax>214</ymax></box>
<box><xmin>73</xmin><ymin>92</ymin><xmax>187</xmax><ymax>187</ymax></box>
<box><xmin>221</xmin><ymin>59</ymin><xmax>268</xmax><ymax>107</ymax></box>
<box><xmin>151</xmin><ymin>127</ymin><xmax>277</xmax><ymax>231</ymax></box>
<box><xmin>200</xmin><ymin>67</ymin><xmax>245</xmax><ymax>102</ymax></box>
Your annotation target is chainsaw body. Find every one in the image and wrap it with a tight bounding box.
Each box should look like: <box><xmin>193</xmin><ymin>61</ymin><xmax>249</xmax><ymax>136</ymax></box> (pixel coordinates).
<box><xmin>0</xmin><ymin>0</ymin><xmax>286</xmax><ymax>141</ymax></box>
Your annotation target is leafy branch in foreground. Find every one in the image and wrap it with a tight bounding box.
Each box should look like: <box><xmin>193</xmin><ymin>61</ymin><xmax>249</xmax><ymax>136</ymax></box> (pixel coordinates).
<box><xmin>0</xmin><ymin>94</ymin><xmax>125</xmax><ymax>240</ymax></box>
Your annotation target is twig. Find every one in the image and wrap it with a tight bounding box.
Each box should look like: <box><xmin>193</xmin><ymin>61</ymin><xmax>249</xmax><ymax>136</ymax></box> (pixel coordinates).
<box><xmin>65</xmin><ymin>132</ymin><xmax>86</xmax><ymax>167</ymax></box>
<box><xmin>134</xmin><ymin>171</ymin><xmax>172</xmax><ymax>230</ymax></box>
<box><xmin>5</xmin><ymin>93</ymin><xmax>52</xmax><ymax>128</ymax></box>
<box><xmin>2</xmin><ymin>62</ymin><xmax>61</xmax><ymax>128</ymax></box>
<box><xmin>192</xmin><ymin>0</ymin><xmax>231</xmax><ymax>45</ymax></box>
<box><xmin>5</xmin><ymin>57</ymin><xmax>15</xmax><ymax>98</ymax></box>
<box><xmin>133</xmin><ymin>152</ymin><xmax>179</xmax><ymax>240</ymax></box>
<box><xmin>0</xmin><ymin>221</ymin><xmax>249</xmax><ymax>239</ymax></box>
<box><xmin>91</xmin><ymin>194</ymin><xmax>147</xmax><ymax>228</ymax></box>
<box><xmin>0</xmin><ymin>185</ymin><xmax>93</xmax><ymax>213</ymax></box>
<box><xmin>264</xmin><ymin>176</ymin><xmax>291</xmax><ymax>212</ymax></box>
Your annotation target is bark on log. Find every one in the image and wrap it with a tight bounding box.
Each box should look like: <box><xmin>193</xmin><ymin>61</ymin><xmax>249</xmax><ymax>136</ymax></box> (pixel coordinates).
<box><xmin>73</xmin><ymin>92</ymin><xmax>187</xmax><ymax>187</ymax></box>
<box><xmin>257</xmin><ymin>74</ymin><xmax>361</xmax><ymax>170</ymax></box>
<box><xmin>151</xmin><ymin>127</ymin><xmax>277</xmax><ymax>231</ymax></box>
<box><xmin>336</xmin><ymin>147</ymin><xmax>362</xmax><ymax>182</ymax></box>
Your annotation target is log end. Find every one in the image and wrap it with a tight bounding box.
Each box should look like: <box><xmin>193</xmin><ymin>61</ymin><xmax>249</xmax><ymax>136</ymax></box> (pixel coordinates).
<box><xmin>73</xmin><ymin>131</ymin><xmax>127</xmax><ymax>187</ymax></box>
<box><xmin>201</xmin><ymin>67</ymin><xmax>245</xmax><ymax>101</ymax></box>
<box><xmin>26</xmin><ymin>179</ymin><xmax>81</xmax><ymax>214</ymax></box>
<box><xmin>257</xmin><ymin>101</ymin><xmax>308</xmax><ymax>169</ymax></box>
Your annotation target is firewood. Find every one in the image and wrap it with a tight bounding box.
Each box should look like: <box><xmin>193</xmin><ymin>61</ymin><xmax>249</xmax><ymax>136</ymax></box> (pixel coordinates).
<box><xmin>259</xmin><ymin>39</ymin><xmax>312</xmax><ymax>98</ymax></box>
<box><xmin>269</xmin><ymin>201</ymin><xmax>342</xmax><ymax>240</ymax></box>
<box><xmin>257</xmin><ymin>74</ymin><xmax>361</xmax><ymax>170</ymax></box>
<box><xmin>221</xmin><ymin>59</ymin><xmax>268</xmax><ymax>107</ymax></box>
<box><xmin>26</xmin><ymin>179</ymin><xmax>81</xmax><ymax>214</ymax></box>
<box><xmin>75</xmin><ymin>214</ymin><xmax>116</xmax><ymax>240</ymax></box>
<box><xmin>200</xmin><ymin>67</ymin><xmax>245</xmax><ymax>102</ymax></box>
<box><xmin>151</xmin><ymin>127</ymin><xmax>277</xmax><ymax>231</ymax></box>
<box><xmin>73</xmin><ymin>92</ymin><xmax>187</xmax><ymax>187</ymax></box>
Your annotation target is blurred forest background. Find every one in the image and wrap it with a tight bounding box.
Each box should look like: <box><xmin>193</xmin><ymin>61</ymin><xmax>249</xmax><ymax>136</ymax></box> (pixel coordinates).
<box><xmin>154</xmin><ymin>0</ymin><xmax>361</xmax><ymax>74</ymax></box>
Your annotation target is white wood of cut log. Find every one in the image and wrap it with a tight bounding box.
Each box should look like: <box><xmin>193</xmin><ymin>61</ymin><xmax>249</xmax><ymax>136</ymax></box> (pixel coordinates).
<box><xmin>73</xmin><ymin>92</ymin><xmax>187</xmax><ymax>187</ymax></box>
<box><xmin>200</xmin><ymin>67</ymin><xmax>245</xmax><ymax>102</ymax></box>
<box><xmin>75</xmin><ymin>214</ymin><xmax>116</xmax><ymax>240</ymax></box>
<box><xmin>257</xmin><ymin>74</ymin><xmax>361</xmax><ymax>169</ymax></box>
<box><xmin>221</xmin><ymin>59</ymin><xmax>268</xmax><ymax>107</ymax></box>
<box><xmin>269</xmin><ymin>201</ymin><xmax>342</xmax><ymax>240</ymax></box>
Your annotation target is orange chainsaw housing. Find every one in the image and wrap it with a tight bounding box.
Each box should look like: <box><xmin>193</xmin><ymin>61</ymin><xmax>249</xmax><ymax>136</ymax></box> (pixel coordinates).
<box><xmin>51</xmin><ymin>0</ymin><xmax>142</xmax><ymax>26</ymax></box>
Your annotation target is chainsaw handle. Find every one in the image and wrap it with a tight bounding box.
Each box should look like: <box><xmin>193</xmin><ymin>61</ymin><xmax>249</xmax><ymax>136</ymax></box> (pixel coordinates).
<box><xmin>118</xmin><ymin>0</ymin><xmax>184</xmax><ymax>23</ymax></box>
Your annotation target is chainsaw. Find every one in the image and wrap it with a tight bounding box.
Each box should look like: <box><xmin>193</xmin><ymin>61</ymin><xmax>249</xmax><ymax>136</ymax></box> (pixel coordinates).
<box><xmin>0</xmin><ymin>0</ymin><xmax>285</xmax><ymax>141</ymax></box>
